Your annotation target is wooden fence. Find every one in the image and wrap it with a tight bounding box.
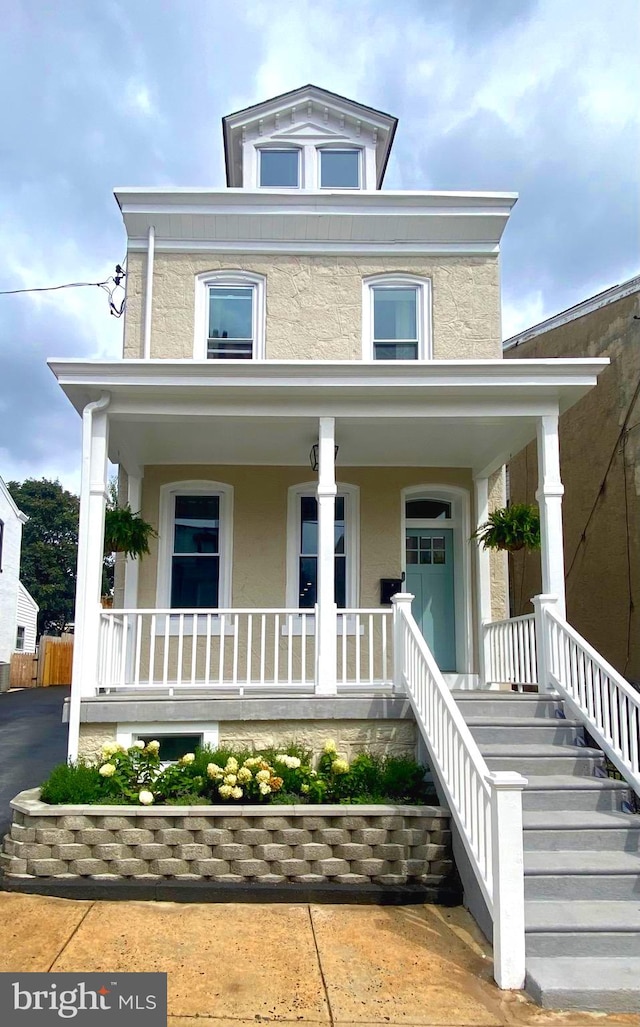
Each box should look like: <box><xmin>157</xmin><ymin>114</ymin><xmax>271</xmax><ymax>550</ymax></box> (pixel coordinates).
<box><xmin>10</xmin><ymin>636</ymin><xmax>74</xmax><ymax>688</ymax></box>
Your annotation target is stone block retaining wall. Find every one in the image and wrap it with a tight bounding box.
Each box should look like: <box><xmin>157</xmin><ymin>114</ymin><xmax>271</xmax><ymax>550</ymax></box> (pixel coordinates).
<box><xmin>2</xmin><ymin>790</ymin><xmax>452</xmax><ymax>887</ymax></box>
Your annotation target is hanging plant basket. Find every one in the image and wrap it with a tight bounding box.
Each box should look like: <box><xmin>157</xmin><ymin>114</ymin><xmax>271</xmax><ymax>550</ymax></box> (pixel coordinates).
<box><xmin>472</xmin><ymin>503</ymin><xmax>541</xmax><ymax>553</ymax></box>
<box><xmin>104</xmin><ymin>505</ymin><xmax>158</xmax><ymax>560</ymax></box>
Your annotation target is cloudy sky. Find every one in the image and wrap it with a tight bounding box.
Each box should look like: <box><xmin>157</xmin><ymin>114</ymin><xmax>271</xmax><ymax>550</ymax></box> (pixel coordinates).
<box><xmin>1</xmin><ymin>0</ymin><xmax>638</xmax><ymax>492</ymax></box>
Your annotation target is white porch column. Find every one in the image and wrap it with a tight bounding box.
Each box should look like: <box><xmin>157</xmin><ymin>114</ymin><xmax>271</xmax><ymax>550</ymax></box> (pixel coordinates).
<box><xmin>142</xmin><ymin>225</ymin><xmax>155</xmax><ymax>359</ymax></box>
<box><xmin>473</xmin><ymin>475</ymin><xmax>493</xmax><ymax>687</ymax></box>
<box><xmin>536</xmin><ymin>413</ymin><xmax>566</xmax><ymax>618</ymax></box>
<box><xmin>123</xmin><ymin>472</ymin><xmax>142</xmax><ymax>609</ymax></box>
<box><xmin>315</xmin><ymin>416</ymin><xmax>337</xmax><ymax>695</ymax></box>
<box><xmin>68</xmin><ymin>394</ymin><xmax>111</xmax><ymax>760</ymax></box>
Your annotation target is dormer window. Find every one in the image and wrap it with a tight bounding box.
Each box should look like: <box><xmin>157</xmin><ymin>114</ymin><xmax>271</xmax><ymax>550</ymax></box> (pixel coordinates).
<box><xmin>319</xmin><ymin>148</ymin><xmax>360</xmax><ymax>189</ymax></box>
<box><xmin>195</xmin><ymin>271</ymin><xmax>266</xmax><ymax>360</ymax></box>
<box><xmin>259</xmin><ymin>148</ymin><xmax>300</xmax><ymax>188</ymax></box>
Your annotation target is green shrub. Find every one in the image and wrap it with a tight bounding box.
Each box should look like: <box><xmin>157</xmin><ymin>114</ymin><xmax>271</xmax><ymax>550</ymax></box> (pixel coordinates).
<box><xmin>40</xmin><ymin>761</ymin><xmax>107</xmax><ymax>805</ymax></box>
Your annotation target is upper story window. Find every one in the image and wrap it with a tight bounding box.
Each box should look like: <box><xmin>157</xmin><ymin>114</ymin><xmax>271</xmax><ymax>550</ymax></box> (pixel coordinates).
<box><xmin>362</xmin><ymin>274</ymin><xmax>432</xmax><ymax>361</ymax></box>
<box><xmin>195</xmin><ymin>271</ymin><xmax>266</xmax><ymax>360</ymax></box>
<box><xmin>319</xmin><ymin>148</ymin><xmax>360</xmax><ymax>188</ymax></box>
<box><xmin>259</xmin><ymin>148</ymin><xmax>300</xmax><ymax>187</ymax></box>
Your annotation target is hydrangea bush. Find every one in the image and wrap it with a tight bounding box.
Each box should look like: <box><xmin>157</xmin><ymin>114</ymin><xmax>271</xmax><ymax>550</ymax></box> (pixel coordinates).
<box><xmin>40</xmin><ymin>738</ymin><xmax>432</xmax><ymax>807</ymax></box>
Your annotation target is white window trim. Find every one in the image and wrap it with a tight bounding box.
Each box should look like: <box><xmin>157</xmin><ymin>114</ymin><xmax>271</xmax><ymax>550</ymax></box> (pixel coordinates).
<box><xmin>362</xmin><ymin>273</ymin><xmax>433</xmax><ymax>361</ymax></box>
<box><xmin>317</xmin><ymin>146</ymin><xmax>362</xmax><ymax>189</ymax></box>
<box><xmin>256</xmin><ymin>145</ymin><xmax>302</xmax><ymax>189</ymax></box>
<box><xmin>116</xmin><ymin>722</ymin><xmax>219</xmax><ymax>759</ymax></box>
<box><xmin>286</xmin><ymin>481</ymin><xmax>360</xmax><ymax>611</ymax></box>
<box><xmin>400</xmin><ymin>484</ymin><xmax>472</xmax><ymax>675</ymax></box>
<box><xmin>156</xmin><ymin>481</ymin><xmax>234</xmax><ymax>616</ymax></box>
<box><xmin>193</xmin><ymin>270</ymin><xmax>266</xmax><ymax>360</ymax></box>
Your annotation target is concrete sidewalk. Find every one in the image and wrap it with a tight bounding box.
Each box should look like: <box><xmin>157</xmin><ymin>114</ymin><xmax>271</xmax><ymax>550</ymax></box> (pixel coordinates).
<box><xmin>0</xmin><ymin>894</ymin><xmax>638</xmax><ymax>1026</ymax></box>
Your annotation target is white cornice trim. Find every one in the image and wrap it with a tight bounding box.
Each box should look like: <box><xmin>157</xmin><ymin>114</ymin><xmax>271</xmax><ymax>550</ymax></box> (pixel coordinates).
<box><xmin>503</xmin><ymin>274</ymin><xmax>640</xmax><ymax>350</ymax></box>
<box><xmin>126</xmin><ymin>239</ymin><xmax>501</xmax><ymax>256</ymax></box>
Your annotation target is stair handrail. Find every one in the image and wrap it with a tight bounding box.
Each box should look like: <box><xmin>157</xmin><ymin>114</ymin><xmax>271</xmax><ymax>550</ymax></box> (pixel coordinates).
<box><xmin>392</xmin><ymin>593</ymin><xmax>527</xmax><ymax>990</ymax></box>
<box><xmin>534</xmin><ymin>594</ymin><xmax>640</xmax><ymax>797</ymax></box>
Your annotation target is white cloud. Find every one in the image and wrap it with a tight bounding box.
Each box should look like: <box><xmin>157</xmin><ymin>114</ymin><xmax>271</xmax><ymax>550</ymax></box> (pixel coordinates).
<box><xmin>502</xmin><ymin>290</ymin><xmax>546</xmax><ymax>340</ymax></box>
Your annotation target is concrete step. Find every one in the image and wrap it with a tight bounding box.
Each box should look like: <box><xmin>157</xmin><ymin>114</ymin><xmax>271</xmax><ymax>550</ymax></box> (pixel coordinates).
<box><xmin>525</xmin><ymin>900</ymin><xmax>640</xmax><ymax>956</ymax></box>
<box><xmin>522</xmin><ymin>775</ymin><xmax>630</xmax><ymax>812</ymax></box>
<box><xmin>481</xmin><ymin>743</ymin><xmax>605</xmax><ymax>777</ymax></box>
<box><xmin>452</xmin><ymin>693</ymin><xmax>565</xmax><ymax>720</ymax></box>
<box><xmin>522</xmin><ymin>809</ymin><xmax>640</xmax><ymax>851</ymax></box>
<box><xmin>466</xmin><ymin>719</ymin><xmax>583</xmax><ymax>745</ymax></box>
<box><xmin>524</xmin><ymin>850</ymin><xmax>640</xmax><ymax>898</ymax></box>
<box><xmin>525</xmin><ymin>956</ymin><xmax>640</xmax><ymax>1011</ymax></box>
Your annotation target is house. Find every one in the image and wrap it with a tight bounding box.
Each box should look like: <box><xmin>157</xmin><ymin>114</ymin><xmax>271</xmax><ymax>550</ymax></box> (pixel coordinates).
<box><xmin>0</xmin><ymin>476</ymin><xmax>39</xmax><ymax>665</ymax></box>
<box><xmin>505</xmin><ymin>274</ymin><xmax>640</xmax><ymax>685</ymax></box>
<box><xmin>48</xmin><ymin>86</ymin><xmax>640</xmax><ymax>1007</ymax></box>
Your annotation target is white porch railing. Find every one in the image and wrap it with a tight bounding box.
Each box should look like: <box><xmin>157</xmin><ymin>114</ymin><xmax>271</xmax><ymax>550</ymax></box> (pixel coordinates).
<box><xmin>483</xmin><ymin>614</ymin><xmax>537</xmax><ymax>689</ymax></box>
<box><xmin>535</xmin><ymin>596</ymin><xmax>640</xmax><ymax>797</ymax></box>
<box><xmin>337</xmin><ymin>609</ymin><xmax>394</xmax><ymax>688</ymax></box>
<box><xmin>393</xmin><ymin>594</ymin><xmax>526</xmax><ymax>990</ymax></box>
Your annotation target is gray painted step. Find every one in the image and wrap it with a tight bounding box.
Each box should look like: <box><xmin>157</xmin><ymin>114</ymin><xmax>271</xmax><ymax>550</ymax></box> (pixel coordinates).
<box><xmin>482</xmin><ymin>743</ymin><xmax>605</xmax><ymax>777</ymax></box>
<box><xmin>523</xmin><ymin>809</ymin><xmax>640</xmax><ymax>851</ymax></box>
<box><xmin>526</xmin><ymin>956</ymin><xmax>640</xmax><ymax>1012</ymax></box>
<box><xmin>522</xmin><ymin>775</ymin><xmax>630</xmax><ymax>812</ymax></box>
<box><xmin>467</xmin><ymin>720</ymin><xmax>583</xmax><ymax>745</ymax></box>
<box><xmin>525</xmin><ymin>900</ymin><xmax>640</xmax><ymax>956</ymax></box>
<box><xmin>524</xmin><ymin>850</ymin><xmax>640</xmax><ymax>898</ymax></box>
<box><xmin>452</xmin><ymin>694</ymin><xmax>565</xmax><ymax>719</ymax></box>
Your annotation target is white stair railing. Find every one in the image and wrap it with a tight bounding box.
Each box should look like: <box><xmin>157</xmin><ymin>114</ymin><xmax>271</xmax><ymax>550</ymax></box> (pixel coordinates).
<box><xmin>483</xmin><ymin>614</ymin><xmax>537</xmax><ymax>689</ymax></box>
<box><xmin>392</xmin><ymin>593</ymin><xmax>527</xmax><ymax>991</ymax></box>
<box><xmin>534</xmin><ymin>594</ymin><xmax>640</xmax><ymax>797</ymax></box>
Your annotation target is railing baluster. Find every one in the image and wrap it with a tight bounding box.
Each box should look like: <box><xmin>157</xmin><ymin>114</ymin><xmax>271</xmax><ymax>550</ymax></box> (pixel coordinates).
<box><xmin>190</xmin><ymin>614</ymin><xmax>198</xmax><ymax>687</ymax></box>
<box><xmin>260</xmin><ymin>613</ymin><xmax>266</xmax><ymax>686</ymax></box>
<box><xmin>273</xmin><ymin>613</ymin><xmax>280</xmax><ymax>685</ymax></box>
<box><xmin>205</xmin><ymin>613</ymin><xmax>212</xmax><ymax>686</ymax></box>
<box><xmin>176</xmin><ymin>613</ymin><xmax>184</xmax><ymax>687</ymax></box>
<box><xmin>232</xmin><ymin>613</ymin><xmax>239</xmax><ymax>690</ymax></box>
<box><xmin>218</xmin><ymin>612</ymin><xmax>226</xmax><ymax>685</ymax></box>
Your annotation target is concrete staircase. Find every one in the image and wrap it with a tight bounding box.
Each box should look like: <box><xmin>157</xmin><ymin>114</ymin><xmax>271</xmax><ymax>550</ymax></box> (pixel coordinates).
<box><xmin>453</xmin><ymin>691</ymin><xmax>640</xmax><ymax>1013</ymax></box>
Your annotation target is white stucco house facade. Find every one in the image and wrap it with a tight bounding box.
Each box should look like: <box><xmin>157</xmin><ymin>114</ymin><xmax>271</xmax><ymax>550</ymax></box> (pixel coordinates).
<box><xmin>0</xmin><ymin>476</ymin><xmax>39</xmax><ymax>664</ymax></box>
<box><xmin>48</xmin><ymin>87</ymin><xmax>640</xmax><ymax>1002</ymax></box>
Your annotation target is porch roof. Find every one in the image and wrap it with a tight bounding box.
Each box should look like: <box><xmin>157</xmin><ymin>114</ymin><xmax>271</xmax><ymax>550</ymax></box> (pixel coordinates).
<box><xmin>48</xmin><ymin>357</ymin><xmax>608</xmax><ymax>477</ymax></box>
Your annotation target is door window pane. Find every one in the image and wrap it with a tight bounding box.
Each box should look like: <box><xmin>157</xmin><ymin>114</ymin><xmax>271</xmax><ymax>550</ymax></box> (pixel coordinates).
<box><xmin>208</xmin><ymin>287</ymin><xmax>253</xmax><ymax>359</ymax></box>
<box><xmin>171</xmin><ymin>496</ymin><xmax>220</xmax><ymax>608</ymax></box>
<box><xmin>260</xmin><ymin>149</ymin><xmax>299</xmax><ymax>187</ymax></box>
<box><xmin>320</xmin><ymin>149</ymin><xmax>360</xmax><ymax>188</ymax></box>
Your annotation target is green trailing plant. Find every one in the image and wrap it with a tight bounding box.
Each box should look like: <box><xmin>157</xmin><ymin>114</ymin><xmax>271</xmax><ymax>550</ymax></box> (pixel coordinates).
<box><xmin>103</xmin><ymin>503</ymin><xmax>158</xmax><ymax>560</ymax></box>
<box><xmin>472</xmin><ymin>503</ymin><xmax>541</xmax><ymax>553</ymax></box>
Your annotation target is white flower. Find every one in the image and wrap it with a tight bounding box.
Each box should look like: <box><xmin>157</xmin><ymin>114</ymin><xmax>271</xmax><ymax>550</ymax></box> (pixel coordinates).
<box><xmin>244</xmin><ymin>757</ymin><xmax>261</xmax><ymax>768</ymax></box>
<box><xmin>275</xmin><ymin>754</ymin><xmax>301</xmax><ymax>769</ymax></box>
<box><xmin>225</xmin><ymin>757</ymin><xmax>239</xmax><ymax>772</ymax></box>
<box><xmin>259</xmin><ymin>782</ymin><xmax>272</xmax><ymax>796</ymax></box>
<box><xmin>231</xmin><ymin>786</ymin><xmax>243</xmax><ymax>799</ymax></box>
<box><xmin>237</xmin><ymin>767</ymin><xmax>252</xmax><ymax>783</ymax></box>
<box><xmin>218</xmin><ymin>784</ymin><xmax>233</xmax><ymax>798</ymax></box>
<box><xmin>207</xmin><ymin>763</ymin><xmax>224</xmax><ymax>779</ymax></box>
<box><xmin>301</xmin><ymin>784</ymin><xmax>310</xmax><ymax>794</ymax></box>
<box><xmin>324</xmin><ymin>738</ymin><xmax>337</xmax><ymax>754</ymax></box>
<box><xmin>255</xmin><ymin>769</ymin><xmax>271</xmax><ymax>783</ymax></box>
<box><xmin>131</xmin><ymin>740</ymin><xmax>145</xmax><ymax>751</ymax></box>
<box><xmin>331</xmin><ymin>758</ymin><xmax>349</xmax><ymax>775</ymax></box>
<box><xmin>180</xmin><ymin>753</ymin><xmax>195</xmax><ymax>765</ymax></box>
<box><xmin>101</xmin><ymin>742</ymin><xmax>119</xmax><ymax>758</ymax></box>
<box><xmin>145</xmin><ymin>740</ymin><xmax>161</xmax><ymax>755</ymax></box>
<box><xmin>138</xmin><ymin>790</ymin><xmax>154</xmax><ymax>805</ymax></box>
<box><xmin>223</xmin><ymin>774</ymin><xmax>237</xmax><ymax>786</ymax></box>
<box><xmin>99</xmin><ymin>763</ymin><xmax>116</xmax><ymax>777</ymax></box>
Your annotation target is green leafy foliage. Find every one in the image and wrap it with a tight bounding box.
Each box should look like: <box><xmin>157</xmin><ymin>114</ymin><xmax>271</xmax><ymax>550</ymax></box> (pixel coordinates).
<box><xmin>7</xmin><ymin>478</ymin><xmax>79</xmax><ymax>635</ymax></box>
<box><xmin>472</xmin><ymin>503</ymin><xmax>541</xmax><ymax>552</ymax></box>
<box><xmin>103</xmin><ymin>504</ymin><xmax>157</xmax><ymax>559</ymax></box>
<box><xmin>40</xmin><ymin>761</ymin><xmax>105</xmax><ymax>805</ymax></box>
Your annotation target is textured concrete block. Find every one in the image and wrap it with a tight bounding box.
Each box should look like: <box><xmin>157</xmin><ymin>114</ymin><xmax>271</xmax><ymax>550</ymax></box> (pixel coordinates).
<box><xmin>214</xmin><ymin>873</ymin><xmax>244</xmax><ymax>883</ymax></box>
<box><xmin>375</xmin><ymin>873</ymin><xmax>407</xmax><ymax>885</ymax></box>
<box><xmin>175</xmin><ymin>843</ymin><xmax>211</xmax><ymax>861</ymax></box>
<box><xmin>111</xmin><ymin>858</ymin><xmax>150</xmax><ymax>876</ymax></box>
<box><xmin>196</xmin><ymin>828</ymin><xmax>233</xmax><ymax>846</ymax></box>
<box><xmin>156</xmin><ymin>828</ymin><xmax>194</xmax><ymax>845</ymax></box>
<box><xmin>78</xmin><ymin>829</ymin><xmax>116</xmax><ymax>846</ymax></box>
<box><xmin>93</xmin><ymin>844</ymin><xmax>133</xmax><ymax>861</ymax></box>
<box><xmin>388</xmin><ymin>829</ymin><xmax>412</xmax><ymax>846</ymax></box>
<box><xmin>192</xmin><ymin>859</ymin><xmax>230</xmax><ymax>877</ymax></box>
<box><xmin>234</xmin><ymin>828</ymin><xmax>271</xmax><ymax>846</ymax></box>
<box><xmin>352</xmin><ymin>858</ymin><xmax>387</xmax><ymax>876</ymax></box>
<box><xmin>136</xmin><ymin>817</ymin><xmax>172</xmax><ymax>830</ymax></box>
<box><xmin>396</xmin><ymin>828</ymin><xmax>425</xmax><ymax>846</ymax></box>
<box><xmin>257</xmin><ymin>817</ymin><xmax>292</xmax><ymax>831</ymax></box>
<box><xmin>294</xmin><ymin>843</ymin><xmax>332</xmax><ymax>861</ymax></box>
<box><xmin>254</xmin><ymin>843</ymin><xmax>292</xmax><ymax>860</ymax></box>
<box><xmin>3</xmin><ymin>856</ymin><xmax>28</xmax><ymax>875</ymax></box>
<box><xmin>230</xmin><ymin>859</ymin><xmax>270</xmax><ymax>877</ymax></box>
<box><xmin>260</xmin><ymin>873</ymin><xmax>286</xmax><ymax>884</ymax></box>
<box><xmin>134</xmin><ymin>843</ymin><xmax>173</xmax><ymax>860</ymax></box>
<box><xmin>13</xmin><ymin>842</ymin><xmax>52</xmax><ymax>860</ymax></box>
<box><xmin>218</xmin><ymin>817</ymin><xmax>249</xmax><ymax>830</ymax></box>
<box><xmin>216</xmin><ymin>843</ymin><xmax>253</xmax><ymax>860</ymax></box>
<box><xmin>119</xmin><ymin>828</ymin><xmax>155</xmax><ymax>845</ymax></box>
<box><xmin>312</xmin><ymin>858</ymin><xmax>351</xmax><ymax>877</ymax></box>
<box><xmin>300</xmin><ymin>817</ymin><xmax>326</xmax><ymax>830</ymax></box>
<box><xmin>402</xmin><ymin>859</ymin><xmax>428</xmax><ymax>877</ymax></box>
<box><xmin>28</xmin><ymin>859</ymin><xmax>70</xmax><ymax>876</ymax></box>
<box><xmin>351</xmin><ymin>828</ymin><xmax>387</xmax><ymax>845</ymax></box>
<box><xmin>10</xmin><ymin>823</ymin><xmax>36</xmax><ymax>842</ymax></box>
<box><xmin>334</xmin><ymin>843</ymin><xmax>373</xmax><ymax>860</ymax></box>
<box><xmin>373</xmin><ymin>843</ymin><xmax>405</xmax><ymax>861</ymax></box>
<box><xmin>316</xmin><ymin>828</ymin><xmax>349</xmax><ymax>845</ymax></box>
<box><xmin>274</xmin><ymin>829</ymin><xmax>312</xmax><ymax>845</ymax></box>
<box><xmin>273</xmin><ymin>859</ymin><xmax>310</xmax><ymax>877</ymax></box>
<box><xmin>335</xmin><ymin>873</ymin><xmax>370</xmax><ymax>884</ymax></box>
<box><xmin>52</xmin><ymin>843</ymin><xmax>92</xmax><ymax>860</ymax></box>
<box><xmin>411</xmin><ymin>843</ymin><xmax>449</xmax><ymax>861</ymax></box>
<box><xmin>293</xmin><ymin>873</ymin><xmax>325</xmax><ymax>884</ymax></box>
<box><xmin>149</xmin><ymin>858</ymin><xmax>191</xmax><ymax>876</ymax></box>
<box><xmin>430</xmin><ymin>859</ymin><xmax>454</xmax><ymax>876</ymax></box>
<box><xmin>58</xmin><ymin>815</ymin><xmax>95</xmax><ymax>830</ymax></box>
<box><xmin>70</xmin><ymin>859</ymin><xmax>110</xmax><ymax>875</ymax></box>
<box><xmin>99</xmin><ymin>816</ymin><xmax>135</xmax><ymax>830</ymax></box>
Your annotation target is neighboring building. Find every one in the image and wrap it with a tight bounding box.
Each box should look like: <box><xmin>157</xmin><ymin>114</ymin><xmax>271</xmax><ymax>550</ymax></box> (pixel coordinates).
<box><xmin>0</xmin><ymin>477</ymin><xmax>39</xmax><ymax>664</ymax></box>
<box><xmin>505</xmin><ymin>275</ymin><xmax>640</xmax><ymax>684</ymax></box>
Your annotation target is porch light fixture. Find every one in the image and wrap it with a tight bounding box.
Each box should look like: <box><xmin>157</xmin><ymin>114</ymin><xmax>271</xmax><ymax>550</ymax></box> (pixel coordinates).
<box><xmin>309</xmin><ymin>444</ymin><xmax>339</xmax><ymax>472</ymax></box>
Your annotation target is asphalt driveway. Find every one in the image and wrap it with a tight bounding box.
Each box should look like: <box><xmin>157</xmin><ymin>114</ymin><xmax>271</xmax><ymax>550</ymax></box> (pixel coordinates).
<box><xmin>0</xmin><ymin>686</ymin><xmax>69</xmax><ymax>839</ymax></box>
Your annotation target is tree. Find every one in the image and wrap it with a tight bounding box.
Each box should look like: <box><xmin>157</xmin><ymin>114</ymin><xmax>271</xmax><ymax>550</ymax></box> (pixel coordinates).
<box><xmin>7</xmin><ymin>478</ymin><xmax>80</xmax><ymax>636</ymax></box>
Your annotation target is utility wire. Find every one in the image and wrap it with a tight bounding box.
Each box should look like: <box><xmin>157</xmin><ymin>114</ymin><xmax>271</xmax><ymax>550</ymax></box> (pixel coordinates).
<box><xmin>0</xmin><ymin>279</ymin><xmax>111</xmax><ymax>295</ymax></box>
<box><xmin>0</xmin><ymin>262</ymin><xmax>127</xmax><ymax>316</ymax></box>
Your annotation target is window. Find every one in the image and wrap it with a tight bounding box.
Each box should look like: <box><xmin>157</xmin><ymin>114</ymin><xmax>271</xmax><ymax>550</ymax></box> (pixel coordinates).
<box><xmin>137</xmin><ymin>734</ymin><xmax>202</xmax><ymax>761</ymax></box>
<box><xmin>319</xmin><ymin>148</ymin><xmax>360</xmax><ymax>188</ymax></box>
<box><xmin>260</xmin><ymin>148</ymin><xmax>300</xmax><ymax>187</ymax></box>
<box><xmin>406</xmin><ymin>498</ymin><xmax>451</xmax><ymax>520</ymax></box>
<box><xmin>363</xmin><ymin>275</ymin><xmax>432</xmax><ymax>360</ymax></box>
<box><xmin>195</xmin><ymin>271</ymin><xmax>265</xmax><ymax>360</ymax></box>
<box><xmin>15</xmin><ymin>626</ymin><xmax>25</xmax><ymax>651</ymax></box>
<box><xmin>157</xmin><ymin>481</ymin><xmax>233</xmax><ymax>610</ymax></box>
<box><xmin>287</xmin><ymin>483</ymin><xmax>359</xmax><ymax>609</ymax></box>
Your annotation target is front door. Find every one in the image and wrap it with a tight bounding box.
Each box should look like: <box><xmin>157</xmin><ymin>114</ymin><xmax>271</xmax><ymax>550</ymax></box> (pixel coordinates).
<box><xmin>405</xmin><ymin>528</ymin><xmax>456</xmax><ymax>671</ymax></box>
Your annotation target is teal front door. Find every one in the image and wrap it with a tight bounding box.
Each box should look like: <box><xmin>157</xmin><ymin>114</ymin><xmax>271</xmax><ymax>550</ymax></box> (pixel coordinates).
<box><xmin>405</xmin><ymin>528</ymin><xmax>456</xmax><ymax>671</ymax></box>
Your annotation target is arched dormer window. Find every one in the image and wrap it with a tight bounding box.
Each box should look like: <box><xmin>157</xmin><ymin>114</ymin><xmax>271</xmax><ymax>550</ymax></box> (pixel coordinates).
<box><xmin>362</xmin><ymin>274</ymin><xmax>432</xmax><ymax>361</ymax></box>
<box><xmin>194</xmin><ymin>270</ymin><xmax>266</xmax><ymax>360</ymax></box>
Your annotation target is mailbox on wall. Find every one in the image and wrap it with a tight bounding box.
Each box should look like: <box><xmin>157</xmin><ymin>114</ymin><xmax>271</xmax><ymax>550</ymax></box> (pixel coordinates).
<box><xmin>380</xmin><ymin>578</ymin><xmax>403</xmax><ymax>605</ymax></box>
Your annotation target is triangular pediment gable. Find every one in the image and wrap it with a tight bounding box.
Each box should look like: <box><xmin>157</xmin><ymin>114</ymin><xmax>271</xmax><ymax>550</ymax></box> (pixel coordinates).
<box><xmin>271</xmin><ymin>121</ymin><xmax>351</xmax><ymax>142</ymax></box>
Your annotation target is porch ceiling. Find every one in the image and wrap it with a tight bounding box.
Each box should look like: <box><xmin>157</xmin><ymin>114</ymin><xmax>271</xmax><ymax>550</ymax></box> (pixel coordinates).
<box><xmin>49</xmin><ymin>357</ymin><xmax>608</xmax><ymax>477</ymax></box>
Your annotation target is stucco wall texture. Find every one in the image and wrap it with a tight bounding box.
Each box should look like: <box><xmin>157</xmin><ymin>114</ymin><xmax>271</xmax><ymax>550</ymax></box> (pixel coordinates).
<box><xmin>123</xmin><ymin>252</ymin><xmax>502</xmax><ymax>361</ymax></box>
<box><xmin>507</xmin><ymin>289</ymin><xmax>640</xmax><ymax>683</ymax></box>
